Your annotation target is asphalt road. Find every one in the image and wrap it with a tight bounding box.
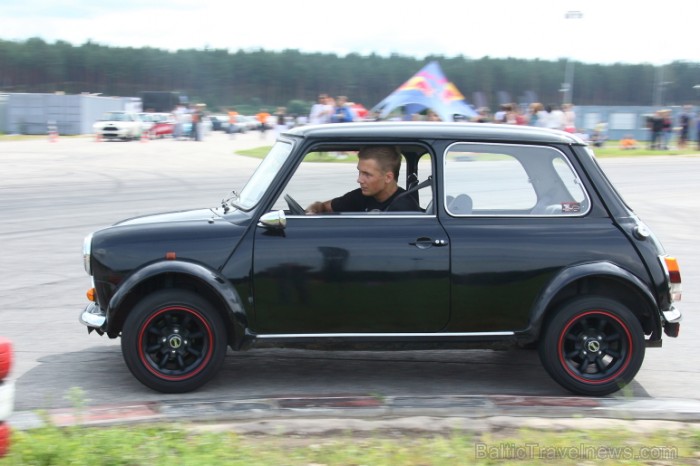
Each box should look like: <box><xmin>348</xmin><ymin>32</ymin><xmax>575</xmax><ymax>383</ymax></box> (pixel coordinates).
<box><xmin>1</xmin><ymin>131</ymin><xmax>697</xmax><ymax>411</ymax></box>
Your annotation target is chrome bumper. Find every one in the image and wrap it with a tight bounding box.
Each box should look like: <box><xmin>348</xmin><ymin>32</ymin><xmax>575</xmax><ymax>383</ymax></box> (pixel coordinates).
<box><xmin>79</xmin><ymin>302</ymin><xmax>106</xmax><ymax>330</ymax></box>
<box><xmin>662</xmin><ymin>304</ymin><xmax>682</xmax><ymax>338</ymax></box>
<box><xmin>663</xmin><ymin>304</ymin><xmax>682</xmax><ymax>323</ymax></box>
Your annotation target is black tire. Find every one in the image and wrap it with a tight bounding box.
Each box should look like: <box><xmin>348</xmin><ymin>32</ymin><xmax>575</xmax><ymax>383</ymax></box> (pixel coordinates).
<box><xmin>121</xmin><ymin>290</ymin><xmax>227</xmax><ymax>393</ymax></box>
<box><xmin>539</xmin><ymin>296</ymin><xmax>645</xmax><ymax>396</ymax></box>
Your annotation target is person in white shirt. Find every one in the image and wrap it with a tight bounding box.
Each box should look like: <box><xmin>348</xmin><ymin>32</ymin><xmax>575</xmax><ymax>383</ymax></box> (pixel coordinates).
<box><xmin>309</xmin><ymin>94</ymin><xmax>333</xmax><ymax>125</ymax></box>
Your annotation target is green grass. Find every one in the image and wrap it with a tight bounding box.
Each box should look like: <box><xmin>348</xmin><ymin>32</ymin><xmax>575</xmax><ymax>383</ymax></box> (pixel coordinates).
<box><xmin>0</xmin><ymin>134</ymin><xmax>54</xmax><ymax>141</ymax></box>
<box><xmin>1</xmin><ymin>422</ymin><xmax>698</xmax><ymax>465</ymax></box>
<box><xmin>592</xmin><ymin>143</ymin><xmax>700</xmax><ymax>158</ymax></box>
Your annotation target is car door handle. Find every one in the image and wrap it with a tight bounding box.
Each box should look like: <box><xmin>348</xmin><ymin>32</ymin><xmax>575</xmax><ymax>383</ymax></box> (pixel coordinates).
<box><xmin>410</xmin><ymin>237</ymin><xmax>448</xmax><ymax>249</ymax></box>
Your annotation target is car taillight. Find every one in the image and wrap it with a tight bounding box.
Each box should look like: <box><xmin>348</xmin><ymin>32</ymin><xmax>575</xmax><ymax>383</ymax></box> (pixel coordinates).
<box><xmin>661</xmin><ymin>256</ymin><xmax>682</xmax><ymax>302</ymax></box>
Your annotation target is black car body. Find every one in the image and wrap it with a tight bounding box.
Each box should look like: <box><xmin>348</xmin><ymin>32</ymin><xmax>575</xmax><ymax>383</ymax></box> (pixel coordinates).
<box><xmin>80</xmin><ymin>122</ymin><xmax>682</xmax><ymax>395</ymax></box>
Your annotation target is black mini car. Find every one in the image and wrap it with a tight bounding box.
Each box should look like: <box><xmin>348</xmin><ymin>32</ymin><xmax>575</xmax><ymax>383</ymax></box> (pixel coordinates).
<box><xmin>80</xmin><ymin>122</ymin><xmax>682</xmax><ymax>396</ymax></box>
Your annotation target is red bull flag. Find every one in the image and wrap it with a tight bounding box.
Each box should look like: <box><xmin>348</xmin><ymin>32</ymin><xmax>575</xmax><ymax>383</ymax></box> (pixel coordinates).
<box><xmin>371</xmin><ymin>61</ymin><xmax>477</xmax><ymax>121</ymax></box>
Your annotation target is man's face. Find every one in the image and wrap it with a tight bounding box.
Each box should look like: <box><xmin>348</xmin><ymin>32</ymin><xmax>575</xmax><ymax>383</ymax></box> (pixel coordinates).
<box><xmin>357</xmin><ymin>158</ymin><xmax>391</xmax><ymax>198</ymax></box>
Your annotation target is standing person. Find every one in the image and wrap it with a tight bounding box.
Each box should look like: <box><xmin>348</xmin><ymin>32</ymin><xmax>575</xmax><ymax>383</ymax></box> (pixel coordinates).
<box><xmin>494</xmin><ymin>104</ymin><xmax>509</xmax><ymax>123</ymax></box>
<box><xmin>173</xmin><ymin>104</ymin><xmax>185</xmax><ymax>140</ymax></box>
<box><xmin>305</xmin><ymin>146</ymin><xmax>421</xmax><ymax>214</ymax></box>
<box><xmin>309</xmin><ymin>94</ymin><xmax>333</xmax><ymax>125</ymax></box>
<box><xmin>678</xmin><ymin>105</ymin><xmax>693</xmax><ymax>149</ymax></box>
<box><xmin>529</xmin><ymin>102</ymin><xmax>547</xmax><ymax>127</ymax></box>
<box><xmin>256</xmin><ymin>108</ymin><xmax>270</xmax><ymax>139</ymax></box>
<box><xmin>649</xmin><ymin>111</ymin><xmax>664</xmax><ymax>149</ymax></box>
<box><xmin>661</xmin><ymin>109</ymin><xmax>673</xmax><ymax>150</ymax></box>
<box><xmin>473</xmin><ymin>107</ymin><xmax>491</xmax><ymax>123</ymax></box>
<box><xmin>273</xmin><ymin>106</ymin><xmax>288</xmax><ymax>139</ymax></box>
<box><xmin>562</xmin><ymin>104</ymin><xmax>576</xmax><ymax>133</ymax></box>
<box><xmin>227</xmin><ymin>107</ymin><xmax>239</xmax><ymax>139</ymax></box>
<box><xmin>544</xmin><ymin>104</ymin><xmax>565</xmax><ymax>130</ymax></box>
<box><xmin>330</xmin><ymin>96</ymin><xmax>354</xmax><ymax>123</ymax></box>
<box><xmin>190</xmin><ymin>105</ymin><xmax>201</xmax><ymax>141</ymax></box>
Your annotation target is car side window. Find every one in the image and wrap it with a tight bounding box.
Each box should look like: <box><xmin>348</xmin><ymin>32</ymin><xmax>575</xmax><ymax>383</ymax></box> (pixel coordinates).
<box><xmin>444</xmin><ymin>143</ymin><xmax>588</xmax><ymax>216</ymax></box>
<box><xmin>272</xmin><ymin>148</ymin><xmax>433</xmax><ymax>214</ymax></box>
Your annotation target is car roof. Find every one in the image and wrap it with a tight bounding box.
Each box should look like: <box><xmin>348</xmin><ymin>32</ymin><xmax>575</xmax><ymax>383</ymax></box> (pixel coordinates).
<box><xmin>284</xmin><ymin>121</ymin><xmax>585</xmax><ymax>145</ymax></box>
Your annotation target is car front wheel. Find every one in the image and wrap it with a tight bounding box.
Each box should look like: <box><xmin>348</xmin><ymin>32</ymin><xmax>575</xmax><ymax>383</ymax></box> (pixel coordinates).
<box><xmin>539</xmin><ymin>296</ymin><xmax>645</xmax><ymax>396</ymax></box>
<box><xmin>121</xmin><ymin>290</ymin><xmax>227</xmax><ymax>393</ymax></box>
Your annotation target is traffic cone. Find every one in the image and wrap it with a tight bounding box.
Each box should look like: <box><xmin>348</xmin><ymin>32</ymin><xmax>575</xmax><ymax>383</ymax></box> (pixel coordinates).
<box><xmin>140</xmin><ymin>130</ymin><xmax>150</xmax><ymax>143</ymax></box>
<box><xmin>95</xmin><ymin>132</ymin><xmax>102</xmax><ymax>142</ymax></box>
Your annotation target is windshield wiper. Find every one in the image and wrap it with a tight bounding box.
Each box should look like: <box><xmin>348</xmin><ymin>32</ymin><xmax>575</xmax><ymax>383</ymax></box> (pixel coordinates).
<box><xmin>221</xmin><ymin>190</ymin><xmax>240</xmax><ymax>214</ymax></box>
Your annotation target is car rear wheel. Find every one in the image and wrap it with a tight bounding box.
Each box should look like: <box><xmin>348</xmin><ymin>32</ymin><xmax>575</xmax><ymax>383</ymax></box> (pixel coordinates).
<box><xmin>539</xmin><ymin>296</ymin><xmax>645</xmax><ymax>396</ymax></box>
<box><xmin>121</xmin><ymin>290</ymin><xmax>227</xmax><ymax>393</ymax></box>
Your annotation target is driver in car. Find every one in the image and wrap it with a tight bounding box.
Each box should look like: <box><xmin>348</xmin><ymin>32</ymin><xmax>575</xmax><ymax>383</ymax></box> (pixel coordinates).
<box><xmin>305</xmin><ymin>145</ymin><xmax>422</xmax><ymax>214</ymax></box>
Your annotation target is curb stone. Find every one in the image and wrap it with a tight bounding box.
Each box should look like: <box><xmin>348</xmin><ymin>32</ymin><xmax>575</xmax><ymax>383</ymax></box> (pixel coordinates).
<box><xmin>9</xmin><ymin>395</ymin><xmax>700</xmax><ymax>432</ymax></box>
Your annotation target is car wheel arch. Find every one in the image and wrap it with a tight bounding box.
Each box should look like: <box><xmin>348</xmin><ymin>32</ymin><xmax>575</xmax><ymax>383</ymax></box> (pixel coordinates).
<box><xmin>107</xmin><ymin>261</ymin><xmax>247</xmax><ymax>347</ymax></box>
<box><xmin>523</xmin><ymin>261</ymin><xmax>660</xmax><ymax>343</ymax></box>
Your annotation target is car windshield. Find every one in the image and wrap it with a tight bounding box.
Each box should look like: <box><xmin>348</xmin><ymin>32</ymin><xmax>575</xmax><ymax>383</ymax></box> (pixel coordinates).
<box><xmin>232</xmin><ymin>140</ymin><xmax>294</xmax><ymax>210</ymax></box>
<box><xmin>102</xmin><ymin>112</ymin><xmax>128</xmax><ymax>121</ymax></box>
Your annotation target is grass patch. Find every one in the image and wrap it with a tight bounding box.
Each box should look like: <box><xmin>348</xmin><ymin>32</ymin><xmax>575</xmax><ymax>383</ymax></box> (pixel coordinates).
<box><xmin>1</xmin><ymin>423</ymin><xmax>698</xmax><ymax>465</ymax></box>
<box><xmin>0</xmin><ymin>134</ymin><xmax>52</xmax><ymax>142</ymax></box>
<box><xmin>592</xmin><ymin>142</ymin><xmax>700</xmax><ymax>158</ymax></box>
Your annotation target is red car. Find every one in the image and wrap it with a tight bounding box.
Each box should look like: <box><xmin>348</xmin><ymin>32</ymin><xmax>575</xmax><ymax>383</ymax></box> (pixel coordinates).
<box><xmin>149</xmin><ymin>113</ymin><xmax>176</xmax><ymax>138</ymax></box>
<box><xmin>0</xmin><ymin>337</ymin><xmax>13</xmax><ymax>457</ymax></box>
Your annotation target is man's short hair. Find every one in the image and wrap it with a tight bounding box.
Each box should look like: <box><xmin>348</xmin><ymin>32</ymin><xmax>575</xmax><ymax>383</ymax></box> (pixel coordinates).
<box><xmin>358</xmin><ymin>146</ymin><xmax>401</xmax><ymax>180</ymax></box>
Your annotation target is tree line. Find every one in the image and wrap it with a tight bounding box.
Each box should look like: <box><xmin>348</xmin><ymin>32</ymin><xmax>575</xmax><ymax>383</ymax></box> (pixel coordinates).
<box><xmin>1</xmin><ymin>37</ymin><xmax>699</xmax><ymax>114</ymax></box>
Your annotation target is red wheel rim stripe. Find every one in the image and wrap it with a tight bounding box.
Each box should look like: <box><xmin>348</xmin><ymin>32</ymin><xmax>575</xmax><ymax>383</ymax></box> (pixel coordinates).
<box><xmin>557</xmin><ymin>310</ymin><xmax>633</xmax><ymax>385</ymax></box>
<box><xmin>137</xmin><ymin>306</ymin><xmax>214</xmax><ymax>382</ymax></box>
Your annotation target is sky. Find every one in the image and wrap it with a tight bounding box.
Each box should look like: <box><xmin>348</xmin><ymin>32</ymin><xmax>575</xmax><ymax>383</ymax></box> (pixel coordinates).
<box><xmin>2</xmin><ymin>0</ymin><xmax>698</xmax><ymax>66</ymax></box>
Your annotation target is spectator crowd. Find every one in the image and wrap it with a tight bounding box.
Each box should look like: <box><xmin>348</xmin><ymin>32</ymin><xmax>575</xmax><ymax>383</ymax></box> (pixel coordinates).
<box><xmin>165</xmin><ymin>95</ymin><xmax>700</xmax><ymax>151</ymax></box>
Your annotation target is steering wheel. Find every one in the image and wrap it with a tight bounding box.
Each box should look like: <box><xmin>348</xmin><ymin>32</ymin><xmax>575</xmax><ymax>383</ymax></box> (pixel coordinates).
<box><xmin>284</xmin><ymin>194</ymin><xmax>305</xmax><ymax>215</ymax></box>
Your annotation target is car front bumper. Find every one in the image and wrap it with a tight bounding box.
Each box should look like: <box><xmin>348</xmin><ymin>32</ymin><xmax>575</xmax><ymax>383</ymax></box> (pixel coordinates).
<box><xmin>80</xmin><ymin>302</ymin><xmax>107</xmax><ymax>332</ymax></box>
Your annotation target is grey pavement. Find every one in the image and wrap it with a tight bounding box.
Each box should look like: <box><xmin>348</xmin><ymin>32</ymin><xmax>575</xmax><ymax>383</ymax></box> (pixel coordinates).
<box><xmin>2</xmin><ymin>131</ymin><xmax>700</xmax><ymax>436</ymax></box>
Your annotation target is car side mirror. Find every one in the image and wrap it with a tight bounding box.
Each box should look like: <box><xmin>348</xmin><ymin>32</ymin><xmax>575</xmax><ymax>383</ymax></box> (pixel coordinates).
<box><xmin>258</xmin><ymin>210</ymin><xmax>286</xmax><ymax>230</ymax></box>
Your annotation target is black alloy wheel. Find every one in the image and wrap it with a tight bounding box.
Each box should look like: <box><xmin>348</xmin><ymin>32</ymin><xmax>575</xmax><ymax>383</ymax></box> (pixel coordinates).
<box><xmin>121</xmin><ymin>290</ymin><xmax>227</xmax><ymax>393</ymax></box>
<box><xmin>539</xmin><ymin>296</ymin><xmax>645</xmax><ymax>396</ymax></box>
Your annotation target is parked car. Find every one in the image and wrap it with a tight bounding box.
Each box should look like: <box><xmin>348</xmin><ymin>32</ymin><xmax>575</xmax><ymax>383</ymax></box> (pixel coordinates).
<box><xmin>0</xmin><ymin>337</ymin><xmax>14</xmax><ymax>457</ymax></box>
<box><xmin>93</xmin><ymin>111</ymin><xmax>142</xmax><ymax>141</ymax></box>
<box><xmin>149</xmin><ymin>113</ymin><xmax>175</xmax><ymax>138</ymax></box>
<box><xmin>80</xmin><ymin>122</ymin><xmax>682</xmax><ymax>396</ymax></box>
<box><xmin>137</xmin><ymin>112</ymin><xmax>156</xmax><ymax>136</ymax></box>
<box><xmin>209</xmin><ymin>114</ymin><xmax>230</xmax><ymax>132</ymax></box>
<box><xmin>180</xmin><ymin>114</ymin><xmax>212</xmax><ymax>139</ymax></box>
<box><xmin>237</xmin><ymin>115</ymin><xmax>260</xmax><ymax>132</ymax></box>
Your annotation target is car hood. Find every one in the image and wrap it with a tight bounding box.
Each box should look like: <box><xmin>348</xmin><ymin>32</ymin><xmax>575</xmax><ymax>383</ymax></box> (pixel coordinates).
<box><xmin>115</xmin><ymin>208</ymin><xmax>219</xmax><ymax>226</ymax></box>
<box><xmin>91</xmin><ymin>208</ymin><xmax>249</xmax><ymax>277</ymax></box>
<box><xmin>94</xmin><ymin>120</ymin><xmax>135</xmax><ymax>126</ymax></box>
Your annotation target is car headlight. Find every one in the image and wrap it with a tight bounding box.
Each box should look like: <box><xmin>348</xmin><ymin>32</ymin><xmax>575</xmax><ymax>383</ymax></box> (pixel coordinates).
<box><xmin>83</xmin><ymin>233</ymin><xmax>93</xmax><ymax>275</ymax></box>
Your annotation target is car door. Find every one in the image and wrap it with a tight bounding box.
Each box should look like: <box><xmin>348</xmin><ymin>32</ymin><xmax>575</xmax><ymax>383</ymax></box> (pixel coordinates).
<box><xmin>439</xmin><ymin>142</ymin><xmax>597</xmax><ymax>332</ymax></box>
<box><xmin>252</xmin><ymin>214</ymin><xmax>450</xmax><ymax>334</ymax></box>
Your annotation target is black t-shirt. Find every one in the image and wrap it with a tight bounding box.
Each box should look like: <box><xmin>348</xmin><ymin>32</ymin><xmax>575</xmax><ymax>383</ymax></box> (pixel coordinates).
<box><xmin>330</xmin><ymin>187</ymin><xmax>422</xmax><ymax>213</ymax></box>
